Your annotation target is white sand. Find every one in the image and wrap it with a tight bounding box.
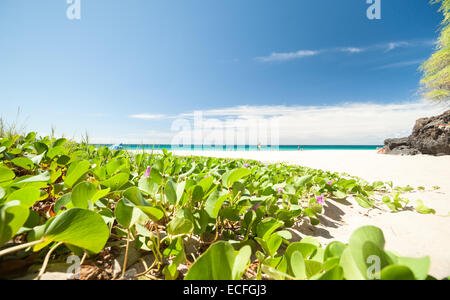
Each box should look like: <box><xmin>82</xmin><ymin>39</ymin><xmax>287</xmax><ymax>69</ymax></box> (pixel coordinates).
<box><xmin>136</xmin><ymin>150</ymin><xmax>450</xmax><ymax>279</ymax></box>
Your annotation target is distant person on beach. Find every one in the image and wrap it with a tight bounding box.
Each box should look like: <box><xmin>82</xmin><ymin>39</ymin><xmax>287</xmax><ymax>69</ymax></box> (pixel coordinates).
<box><xmin>258</xmin><ymin>142</ymin><xmax>261</xmax><ymax>151</ymax></box>
<box><xmin>377</xmin><ymin>147</ymin><xmax>387</xmax><ymax>154</ymax></box>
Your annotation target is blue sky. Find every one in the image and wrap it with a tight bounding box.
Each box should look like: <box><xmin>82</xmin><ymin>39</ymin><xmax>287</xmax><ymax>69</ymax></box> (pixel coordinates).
<box><xmin>0</xmin><ymin>0</ymin><xmax>448</xmax><ymax>144</ymax></box>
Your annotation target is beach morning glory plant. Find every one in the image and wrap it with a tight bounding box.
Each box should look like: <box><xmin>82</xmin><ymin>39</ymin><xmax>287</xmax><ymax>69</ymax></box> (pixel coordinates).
<box><xmin>145</xmin><ymin>166</ymin><xmax>151</xmax><ymax>177</ymax></box>
<box><xmin>316</xmin><ymin>194</ymin><xmax>325</xmax><ymax>205</ymax></box>
<box><xmin>0</xmin><ymin>131</ymin><xmax>438</xmax><ymax>281</ymax></box>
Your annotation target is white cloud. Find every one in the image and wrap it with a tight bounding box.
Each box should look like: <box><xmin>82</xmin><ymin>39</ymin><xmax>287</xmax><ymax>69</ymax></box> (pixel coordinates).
<box><xmin>339</xmin><ymin>47</ymin><xmax>364</xmax><ymax>53</ymax></box>
<box><xmin>256</xmin><ymin>39</ymin><xmax>435</xmax><ymax>63</ymax></box>
<box><xmin>96</xmin><ymin>101</ymin><xmax>447</xmax><ymax>145</ymax></box>
<box><xmin>385</xmin><ymin>41</ymin><xmax>411</xmax><ymax>52</ymax></box>
<box><xmin>374</xmin><ymin>59</ymin><xmax>425</xmax><ymax>70</ymax></box>
<box><xmin>381</xmin><ymin>40</ymin><xmax>436</xmax><ymax>52</ymax></box>
<box><xmin>256</xmin><ymin>50</ymin><xmax>319</xmax><ymax>62</ymax></box>
<box><xmin>174</xmin><ymin>101</ymin><xmax>447</xmax><ymax>145</ymax></box>
<box><xmin>130</xmin><ymin>114</ymin><xmax>168</xmax><ymax>120</ymax></box>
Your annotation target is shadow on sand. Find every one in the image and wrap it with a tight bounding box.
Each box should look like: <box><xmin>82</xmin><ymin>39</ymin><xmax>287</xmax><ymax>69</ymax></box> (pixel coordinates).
<box><xmin>287</xmin><ymin>198</ymin><xmax>349</xmax><ymax>242</ymax></box>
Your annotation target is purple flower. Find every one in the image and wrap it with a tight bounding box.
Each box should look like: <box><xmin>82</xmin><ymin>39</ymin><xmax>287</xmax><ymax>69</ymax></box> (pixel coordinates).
<box><xmin>204</xmin><ymin>175</ymin><xmax>212</xmax><ymax>178</ymax></box>
<box><xmin>249</xmin><ymin>203</ymin><xmax>261</xmax><ymax>212</ymax></box>
<box><xmin>327</xmin><ymin>181</ymin><xmax>333</xmax><ymax>185</ymax></box>
<box><xmin>244</xmin><ymin>163</ymin><xmax>250</xmax><ymax>168</ymax></box>
<box><xmin>316</xmin><ymin>194</ymin><xmax>325</xmax><ymax>205</ymax></box>
<box><xmin>144</xmin><ymin>166</ymin><xmax>151</xmax><ymax>177</ymax></box>
<box><xmin>277</xmin><ymin>187</ymin><xmax>284</xmax><ymax>195</ymax></box>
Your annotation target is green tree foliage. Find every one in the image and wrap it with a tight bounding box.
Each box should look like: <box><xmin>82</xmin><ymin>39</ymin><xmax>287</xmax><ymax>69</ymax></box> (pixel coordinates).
<box><xmin>420</xmin><ymin>0</ymin><xmax>450</xmax><ymax>102</ymax></box>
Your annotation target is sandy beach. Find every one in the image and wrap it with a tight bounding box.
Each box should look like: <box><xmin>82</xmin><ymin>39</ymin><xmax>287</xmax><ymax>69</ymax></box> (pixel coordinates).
<box><xmin>136</xmin><ymin>149</ymin><xmax>450</xmax><ymax>278</ymax></box>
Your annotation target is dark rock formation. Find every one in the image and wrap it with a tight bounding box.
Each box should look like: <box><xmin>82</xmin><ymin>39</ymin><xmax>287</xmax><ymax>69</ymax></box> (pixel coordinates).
<box><xmin>384</xmin><ymin>110</ymin><xmax>450</xmax><ymax>156</ymax></box>
<box><xmin>384</xmin><ymin>137</ymin><xmax>409</xmax><ymax>149</ymax></box>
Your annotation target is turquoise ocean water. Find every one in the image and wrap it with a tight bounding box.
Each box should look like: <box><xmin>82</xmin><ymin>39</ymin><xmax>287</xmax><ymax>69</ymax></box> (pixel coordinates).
<box><xmin>96</xmin><ymin>144</ymin><xmax>382</xmax><ymax>151</ymax></box>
